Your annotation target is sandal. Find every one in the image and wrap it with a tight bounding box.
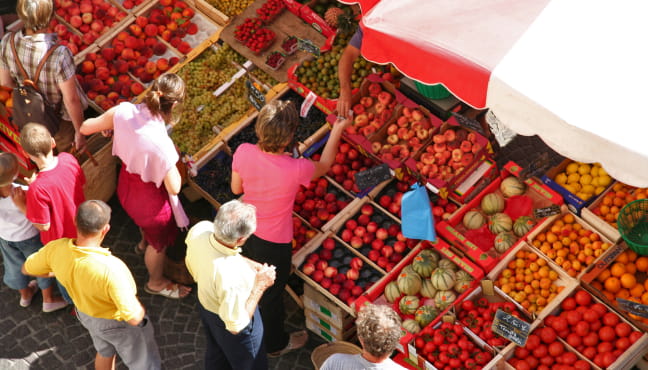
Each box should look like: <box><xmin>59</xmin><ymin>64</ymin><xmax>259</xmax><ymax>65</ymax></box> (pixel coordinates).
<box><xmin>19</xmin><ymin>280</ymin><xmax>39</xmax><ymax>308</ymax></box>
<box><xmin>144</xmin><ymin>283</ymin><xmax>188</xmax><ymax>299</ymax></box>
<box><xmin>268</xmin><ymin>330</ymin><xmax>308</xmax><ymax>358</ymax></box>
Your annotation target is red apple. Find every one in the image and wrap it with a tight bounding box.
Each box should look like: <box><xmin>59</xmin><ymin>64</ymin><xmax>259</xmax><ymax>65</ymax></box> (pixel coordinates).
<box><xmin>346</xmin><ymin>268</ymin><xmax>359</xmax><ymax>280</ymax></box>
<box><xmin>322</xmin><ymin>238</ymin><xmax>335</xmax><ymax>250</ymax></box>
<box><xmin>350</xmin><ymin>257</ymin><xmax>363</xmax><ymax>270</ymax></box>
<box><xmin>302</xmin><ymin>262</ymin><xmax>315</xmax><ymax>275</ymax></box>
<box><xmin>312</xmin><ymin>270</ymin><xmax>324</xmax><ymax>282</ymax></box>
<box><xmin>320</xmin><ymin>278</ymin><xmax>332</xmax><ymax>289</ymax></box>
<box><xmin>324</xmin><ymin>266</ymin><xmax>338</xmax><ymax>278</ymax></box>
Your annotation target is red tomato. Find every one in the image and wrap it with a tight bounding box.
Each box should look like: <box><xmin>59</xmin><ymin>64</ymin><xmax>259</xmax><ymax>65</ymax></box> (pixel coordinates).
<box><xmin>574</xmin><ymin>290</ymin><xmax>592</xmax><ymax>306</ymax></box>
<box><xmin>515</xmin><ymin>346</ymin><xmax>530</xmax><ymax>359</ymax></box>
<box><xmin>589</xmin><ymin>320</ymin><xmax>602</xmax><ymax>332</ymax></box>
<box><xmin>532</xmin><ymin>344</ymin><xmax>548</xmax><ymax>358</ymax></box>
<box><xmin>548</xmin><ymin>341</ymin><xmax>564</xmax><ymax>356</ymax></box>
<box><xmin>602</xmin><ymin>312</ymin><xmax>620</xmax><ymax>326</ymax></box>
<box><xmin>573</xmin><ymin>359</ymin><xmax>591</xmax><ymax>370</ymax></box>
<box><xmin>423</xmin><ymin>341</ymin><xmax>435</xmax><ymax>354</ymax></box>
<box><xmin>544</xmin><ymin>315</ymin><xmax>555</xmax><ymax>327</ymax></box>
<box><xmin>565</xmin><ymin>310</ymin><xmax>582</xmax><ymax>326</ymax></box>
<box><xmin>515</xmin><ymin>360</ymin><xmax>531</xmax><ymax>370</ymax></box>
<box><xmin>581</xmin><ymin>346</ymin><xmax>596</xmax><ymax>359</ymax></box>
<box><xmin>582</xmin><ymin>309</ymin><xmax>599</xmax><ymax>322</ymax></box>
<box><xmin>448</xmin><ymin>358</ymin><xmax>462</xmax><ymax>368</ymax></box>
<box><xmin>582</xmin><ymin>332</ymin><xmax>599</xmax><ymax>347</ymax></box>
<box><xmin>539</xmin><ymin>327</ymin><xmax>557</xmax><ymax>344</ymax></box>
<box><xmin>461</xmin><ymin>300</ymin><xmax>475</xmax><ymax>311</ymax></box>
<box><xmin>602</xmin><ymin>352</ymin><xmax>617</xmax><ymax>368</ymax></box>
<box><xmin>562</xmin><ymin>351</ymin><xmax>577</xmax><ymax>365</ymax></box>
<box><xmin>561</xmin><ymin>297</ymin><xmax>577</xmax><ymax>311</ymax></box>
<box><xmin>630</xmin><ymin>331</ymin><xmax>643</xmax><ymax>343</ymax></box>
<box><xmin>539</xmin><ymin>355</ymin><xmax>554</xmax><ymax>366</ymax></box>
<box><xmin>551</xmin><ymin>317</ymin><xmax>569</xmax><ymax>332</ymax></box>
<box><xmin>591</xmin><ymin>303</ymin><xmax>608</xmax><ymax>317</ymax></box>
<box><xmin>593</xmin><ymin>354</ymin><xmax>605</xmax><ymax>368</ymax></box>
<box><xmin>538</xmin><ymin>365</ymin><xmax>550</xmax><ymax>370</ymax></box>
<box><xmin>615</xmin><ymin>322</ymin><xmax>632</xmax><ymax>337</ymax></box>
<box><xmin>597</xmin><ymin>341</ymin><xmax>614</xmax><ymax>353</ymax></box>
<box><xmin>415</xmin><ymin>337</ymin><xmax>425</xmax><ymax>349</ymax></box>
<box><xmin>526</xmin><ymin>334</ymin><xmax>541</xmax><ymax>350</ymax></box>
<box><xmin>574</xmin><ymin>321</ymin><xmax>590</xmax><ymax>336</ymax></box>
<box><xmin>598</xmin><ymin>326</ymin><xmax>616</xmax><ymax>342</ymax></box>
<box><xmin>616</xmin><ymin>337</ymin><xmax>631</xmax><ymax>351</ymax></box>
<box><xmin>525</xmin><ymin>356</ymin><xmax>539</xmax><ymax>368</ymax></box>
<box><xmin>566</xmin><ymin>333</ymin><xmax>582</xmax><ymax>348</ymax></box>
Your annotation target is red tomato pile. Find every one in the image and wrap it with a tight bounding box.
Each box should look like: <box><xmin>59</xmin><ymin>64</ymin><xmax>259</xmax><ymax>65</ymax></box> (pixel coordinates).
<box><xmin>457</xmin><ymin>298</ymin><xmax>523</xmax><ymax>347</ymax></box>
<box><xmin>413</xmin><ymin>322</ymin><xmax>493</xmax><ymax>369</ymax></box>
<box><xmin>543</xmin><ymin>290</ymin><xmax>643</xmax><ymax>368</ymax></box>
<box><xmin>508</xmin><ymin>328</ymin><xmax>590</xmax><ymax>370</ymax></box>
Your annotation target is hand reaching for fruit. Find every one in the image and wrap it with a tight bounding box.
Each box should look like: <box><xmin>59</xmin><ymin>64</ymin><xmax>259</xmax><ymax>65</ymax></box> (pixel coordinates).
<box><xmin>333</xmin><ymin>115</ymin><xmax>353</xmax><ymax>132</ymax></box>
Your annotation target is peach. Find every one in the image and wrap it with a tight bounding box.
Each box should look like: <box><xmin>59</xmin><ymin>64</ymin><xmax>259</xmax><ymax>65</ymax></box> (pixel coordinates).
<box><xmin>144</xmin><ymin>61</ymin><xmax>157</xmax><ymax>74</ymax></box>
<box><xmin>128</xmin><ymin>24</ymin><xmax>142</xmax><ymax>37</ymax></box>
<box><xmin>90</xmin><ymin>19</ymin><xmax>103</xmax><ymax>33</ymax></box>
<box><xmin>82</xmin><ymin>12</ymin><xmax>93</xmax><ymax>24</ymax></box>
<box><xmin>177</xmin><ymin>41</ymin><xmax>191</xmax><ymax>54</ymax></box>
<box><xmin>99</xmin><ymin>99</ymin><xmax>113</xmax><ymax>111</ymax></box>
<box><xmin>130</xmin><ymin>82</ymin><xmax>144</xmax><ymax>96</ymax></box>
<box><xmin>112</xmin><ymin>41</ymin><xmax>125</xmax><ymax>55</ymax></box>
<box><xmin>120</xmin><ymin>48</ymin><xmax>135</xmax><ymax>60</ymax></box>
<box><xmin>95</xmin><ymin>66</ymin><xmax>110</xmax><ymax>81</ymax></box>
<box><xmin>186</xmin><ymin>23</ymin><xmax>198</xmax><ymax>35</ymax></box>
<box><xmin>94</xmin><ymin>58</ymin><xmax>107</xmax><ymax>68</ymax></box>
<box><xmin>115</xmin><ymin>31</ymin><xmax>129</xmax><ymax>42</ymax></box>
<box><xmin>444</xmin><ymin>129</ymin><xmax>456</xmax><ymax>142</ymax></box>
<box><xmin>80</xmin><ymin>60</ymin><xmax>95</xmax><ymax>74</ymax></box>
<box><xmin>138</xmin><ymin>72</ymin><xmax>153</xmax><ymax>83</ymax></box>
<box><xmin>124</xmin><ymin>36</ymin><xmax>138</xmax><ymax>49</ymax></box>
<box><xmin>69</xmin><ymin>15</ymin><xmax>83</xmax><ymax>28</ymax></box>
<box><xmin>156</xmin><ymin>58</ymin><xmax>169</xmax><ymax>72</ymax></box>
<box><xmin>94</xmin><ymin>94</ymin><xmax>106</xmax><ymax>105</ymax></box>
<box><xmin>153</xmin><ymin>43</ymin><xmax>167</xmax><ymax>56</ymax></box>
<box><xmin>460</xmin><ymin>140</ymin><xmax>472</xmax><ymax>152</ymax></box>
<box><xmin>100</xmin><ymin>47</ymin><xmax>115</xmax><ymax>61</ymax></box>
<box><xmin>140</xmin><ymin>47</ymin><xmax>153</xmax><ymax>58</ymax></box>
<box><xmin>169</xmin><ymin>37</ymin><xmax>182</xmax><ymax>48</ymax></box>
<box><xmin>144</xmin><ymin>24</ymin><xmax>158</xmax><ymax>37</ymax></box>
<box><xmin>86</xmin><ymin>90</ymin><xmax>98</xmax><ymax>100</ymax></box>
<box><xmin>169</xmin><ymin>57</ymin><xmax>179</xmax><ymax>66</ymax></box>
<box><xmin>451</xmin><ymin>148</ymin><xmax>463</xmax><ymax>162</ymax></box>
<box><xmin>160</xmin><ymin>30</ymin><xmax>172</xmax><ymax>42</ymax></box>
<box><xmin>397</xmin><ymin>116</ymin><xmax>408</xmax><ymax>128</ymax></box>
<box><xmin>135</xmin><ymin>16</ymin><xmax>148</xmax><ymax>28</ymax></box>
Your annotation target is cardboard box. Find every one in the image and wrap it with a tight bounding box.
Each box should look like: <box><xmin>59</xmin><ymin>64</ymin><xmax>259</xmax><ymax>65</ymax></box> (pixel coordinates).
<box><xmin>305</xmin><ymin>312</ymin><xmax>357</xmax><ymax>342</ymax></box>
<box><xmin>449</xmin><ymin>157</ymin><xmax>499</xmax><ymax>204</ymax></box>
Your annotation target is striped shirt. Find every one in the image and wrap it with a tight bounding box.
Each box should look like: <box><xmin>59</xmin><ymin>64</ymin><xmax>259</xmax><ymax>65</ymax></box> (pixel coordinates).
<box><xmin>0</xmin><ymin>30</ymin><xmax>87</xmax><ymax>120</ymax></box>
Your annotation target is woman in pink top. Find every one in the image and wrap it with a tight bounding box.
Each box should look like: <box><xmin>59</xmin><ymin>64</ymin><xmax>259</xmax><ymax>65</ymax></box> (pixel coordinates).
<box><xmin>231</xmin><ymin>100</ymin><xmax>351</xmax><ymax>356</ymax></box>
<box><xmin>80</xmin><ymin>73</ymin><xmax>191</xmax><ymax>300</ymax></box>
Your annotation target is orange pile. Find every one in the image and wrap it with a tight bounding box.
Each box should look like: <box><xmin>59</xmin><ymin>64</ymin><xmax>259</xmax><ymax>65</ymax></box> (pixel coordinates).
<box><xmin>590</xmin><ymin>250</ymin><xmax>648</xmax><ymax>325</ymax></box>
<box><xmin>495</xmin><ymin>249</ymin><xmax>566</xmax><ymax>314</ymax></box>
<box><xmin>531</xmin><ymin>213</ymin><xmax>611</xmax><ymax>278</ymax></box>
<box><xmin>591</xmin><ymin>182</ymin><xmax>648</xmax><ymax>227</ymax></box>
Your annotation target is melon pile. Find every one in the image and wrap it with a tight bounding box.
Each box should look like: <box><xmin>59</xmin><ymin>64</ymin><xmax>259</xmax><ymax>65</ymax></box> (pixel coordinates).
<box><xmin>462</xmin><ymin>176</ymin><xmax>537</xmax><ymax>253</ymax></box>
<box><xmin>384</xmin><ymin>249</ymin><xmax>474</xmax><ymax>333</ymax></box>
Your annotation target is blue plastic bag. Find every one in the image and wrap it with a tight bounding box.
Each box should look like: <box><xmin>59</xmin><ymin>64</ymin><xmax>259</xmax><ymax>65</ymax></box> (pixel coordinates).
<box><xmin>401</xmin><ymin>183</ymin><xmax>436</xmax><ymax>242</ymax></box>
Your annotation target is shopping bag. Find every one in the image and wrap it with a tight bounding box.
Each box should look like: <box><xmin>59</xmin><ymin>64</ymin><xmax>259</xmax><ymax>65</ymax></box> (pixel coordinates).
<box><xmin>401</xmin><ymin>183</ymin><xmax>436</xmax><ymax>242</ymax></box>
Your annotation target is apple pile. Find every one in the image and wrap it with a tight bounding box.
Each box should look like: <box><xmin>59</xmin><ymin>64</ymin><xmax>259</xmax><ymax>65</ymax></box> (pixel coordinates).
<box><xmin>372</xmin><ymin>107</ymin><xmax>435</xmax><ymax>163</ymax></box>
<box><xmin>294</xmin><ymin>177</ymin><xmax>351</xmax><ymax>230</ymax></box>
<box><xmin>292</xmin><ymin>216</ymin><xmax>318</xmax><ymax>254</ymax></box>
<box><xmin>313</xmin><ymin>142</ymin><xmax>376</xmax><ymax>195</ymax></box>
<box><xmin>415</xmin><ymin>127</ymin><xmax>483</xmax><ymax>182</ymax></box>
<box><xmin>338</xmin><ymin>203</ymin><xmax>417</xmax><ymax>272</ymax></box>
<box><xmin>234</xmin><ymin>17</ymin><xmax>276</xmax><ymax>54</ymax></box>
<box><xmin>373</xmin><ymin>175</ymin><xmax>414</xmax><ymax>218</ymax></box>
<box><xmin>346</xmin><ymin>82</ymin><xmax>397</xmax><ymax>138</ymax></box>
<box><xmin>301</xmin><ymin>237</ymin><xmax>383</xmax><ymax>306</ymax></box>
<box><xmin>142</xmin><ymin>2</ymin><xmax>199</xmax><ymax>55</ymax></box>
<box><xmin>256</xmin><ymin>0</ymin><xmax>285</xmax><ymax>23</ymax></box>
<box><xmin>51</xmin><ymin>0</ymin><xmax>128</xmax><ymax>54</ymax></box>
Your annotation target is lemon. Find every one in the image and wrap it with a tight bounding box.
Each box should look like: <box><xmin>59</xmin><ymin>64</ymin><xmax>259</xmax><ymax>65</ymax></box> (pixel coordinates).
<box><xmin>590</xmin><ymin>167</ymin><xmax>599</xmax><ymax>177</ymax></box>
<box><xmin>564</xmin><ymin>184</ymin><xmax>577</xmax><ymax>193</ymax></box>
<box><xmin>567</xmin><ymin>173</ymin><xmax>580</xmax><ymax>184</ymax></box>
<box><xmin>595</xmin><ymin>186</ymin><xmax>606</xmax><ymax>195</ymax></box>
<box><xmin>577</xmin><ymin>192</ymin><xmax>590</xmax><ymax>200</ymax></box>
<box><xmin>590</xmin><ymin>177</ymin><xmax>600</xmax><ymax>187</ymax></box>
<box><xmin>582</xmin><ymin>184</ymin><xmax>595</xmax><ymax>194</ymax></box>
<box><xmin>579</xmin><ymin>174</ymin><xmax>593</xmax><ymax>186</ymax></box>
<box><xmin>555</xmin><ymin>173</ymin><xmax>568</xmax><ymax>185</ymax></box>
<box><xmin>578</xmin><ymin>164</ymin><xmax>592</xmax><ymax>175</ymax></box>
<box><xmin>598</xmin><ymin>167</ymin><xmax>608</xmax><ymax>177</ymax></box>
<box><xmin>598</xmin><ymin>175</ymin><xmax>612</xmax><ymax>187</ymax></box>
<box><xmin>566</xmin><ymin>163</ymin><xmax>579</xmax><ymax>174</ymax></box>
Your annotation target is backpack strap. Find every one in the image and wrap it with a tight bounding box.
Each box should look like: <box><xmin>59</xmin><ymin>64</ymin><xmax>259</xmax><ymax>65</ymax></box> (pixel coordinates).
<box><xmin>9</xmin><ymin>32</ymin><xmax>60</xmax><ymax>90</ymax></box>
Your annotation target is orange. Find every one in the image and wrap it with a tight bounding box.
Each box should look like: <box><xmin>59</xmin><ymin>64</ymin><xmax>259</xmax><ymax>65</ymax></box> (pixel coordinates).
<box><xmin>630</xmin><ymin>284</ymin><xmax>645</xmax><ymax>298</ymax></box>
<box><xmin>610</xmin><ymin>262</ymin><xmax>626</xmax><ymax>277</ymax></box>
<box><xmin>627</xmin><ymin>250</ymin><xmax>639</xmax><ymax>262</ymax></box>
<box><xmin>590</xmin><ymin>280</ymin><xmax>603</xmax><ymax>291</ymax></box>
<box><xmin>641</xmin><ymin>291</ymin><xmax>648</xmax><ymax>305</ymax></box>
<box><xmin>620</xmin><ymin>273</ymin><xmax>637</xmax><ymax>289</ymax></box>
<box><xmin>596</xmin><ymin>269</ymin><xmax>611</xmax><ymax>282</ymax></box>
<box><xmin>563</xmin><ymin>213</ymin><xmax>575</xmax><ymax>224</ymax></box>
<box><xmin>626</xmin><ymin>263</ymin><xmax>637</xmax><ymax>274</ymax></box>
<box><xmin>636</xmin><ymin>257</ymin><xmax>648</xmax><ymax>272</ymax></box>
<box><xmin>617</xmin><ymin>289</ymin><xmax>631</xmax><ymax>300</ymax></box>
<box><xmin>604</xmin><ymin>277</ymin><xmax>621</xmax><ymax>293</ymax></box>
<box><xmin>617</xmin><ymin>252</ymin><xmax>630</xmax><ymax>264</ymax></box>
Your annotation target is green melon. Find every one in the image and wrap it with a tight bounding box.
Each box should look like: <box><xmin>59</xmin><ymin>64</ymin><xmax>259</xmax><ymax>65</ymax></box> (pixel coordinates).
<box><xmin>397</xmin><ymin>271</ymin><xmax>422</xmax><ymax>296</ymax></box>
<box><xmin>454</xmin><ymin>270</ymin><xmax>474</xmax><ymax>293</ymax></box>
<box><xmin>500</xmin><ymin>177</ymin><xmax>526</xmax><ymax>198</ymax></box>
<box><xmin>420</xmin><ymin>279</ymin><xmax>438</xmax><ymax>298</ymax></box>
<box><xmin>438</xmin><ymin>258</ymin><xmax>457</xmax><ymax>271</ymax></box>
<box><xmin>481</xmin><ymin>193</ymin><xmax>505</xmax><ymax>215</ymax></box>
<box><xmin>489</xmin><ymin>212</ymin><xmax>512</xmax><ymax>234</ymax></box>
<box><xmin>415</xmin><ymin>305</ymin><xmax>439</xmax><ymax>328</ymax></box>
<box><xmin>494</xmin><ymin>232</ymin><xmax>517</xmax><ymax>253</ymax></box>
<box><xmin>402</xmin><ymin>319</ymin><xmax>421</xmax><ymax>334</ymax></box>
<box><xmin>385</xmin><ymin>281</ymin><xmax>401</xmax><ymax>303</ymax></box>
<box><xmin>463</xmin><ymin>210</ymin><xmax>486</xmax><ymax>230</ymax></box>
<box><xmin>418</xmin><ymin>249</ymin><xmax>441</xmax><ymax>263</ymax></box>
<box><xmin>431</xmin><ymin>268</ymin><xmax>456</xmax><ymax>291</ymax></box>
<box><xmin>399</xmin><ymin>295</ymin><xmax>420</xmax><ymax>315</ymax></box>
<box><xmin>513</xmin><ymin>216</ymin><xmax>536</xmax><ymax>237</ymax></box>
<box><xmin>434</xmin><ymin>290</ymin><xmax>457</xmax><ymax>310</ymax></box>
<box><xmin>412</xmin><ymin>255</ymin><xmax>437</xmax><ymax>278</ymax></box>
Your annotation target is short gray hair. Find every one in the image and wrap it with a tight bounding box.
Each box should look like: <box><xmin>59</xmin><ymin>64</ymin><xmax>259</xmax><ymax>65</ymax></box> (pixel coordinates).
<box><xmin>356</xmin><ymin>303</ymin><xmax>402</xmax><ymax>358</ymax></box>
<box><xmin>212</xmin><ymin>200</ymin><xmax>257</xmax><ymax>245</ymax></box>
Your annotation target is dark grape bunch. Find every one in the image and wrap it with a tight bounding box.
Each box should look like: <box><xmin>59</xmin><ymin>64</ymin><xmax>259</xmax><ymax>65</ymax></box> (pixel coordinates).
<box><xmin>281</xmin><ymin>90</ymin><xmax>327</xmax><ymax>143</ymax></box>
<box><xmin>194</xmin><ymin>153</ymin><xmax>236</xmax><ymax>205</ymax></box>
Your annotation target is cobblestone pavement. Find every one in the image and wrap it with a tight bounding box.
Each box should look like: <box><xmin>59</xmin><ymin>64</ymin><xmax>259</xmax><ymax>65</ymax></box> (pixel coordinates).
<box><xmin>0</xmin><ymin>133</ymin><xmax>562</xmax><ymax>370</ymax></box>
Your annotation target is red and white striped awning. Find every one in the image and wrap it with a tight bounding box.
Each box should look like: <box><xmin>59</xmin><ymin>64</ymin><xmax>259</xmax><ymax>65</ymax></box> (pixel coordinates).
<box><xmin>343</xmin><ymin>0</ymin><xmax>648</xmax><ymax>187</ymax></box>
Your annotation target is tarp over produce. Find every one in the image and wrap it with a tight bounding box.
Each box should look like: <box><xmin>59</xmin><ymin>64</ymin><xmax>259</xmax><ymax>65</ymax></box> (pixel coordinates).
<box><xmin>342</xmin><ymin>0</ymin><xmax>648</xmax><ymax>187</ymax></box>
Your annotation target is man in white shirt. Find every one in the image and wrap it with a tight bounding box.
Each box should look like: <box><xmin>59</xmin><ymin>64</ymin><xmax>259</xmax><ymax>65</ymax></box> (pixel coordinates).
<box><xmin>185</xmin><ymin>200</ymin><xmax>276</xmax><ymax>370</ymax></box>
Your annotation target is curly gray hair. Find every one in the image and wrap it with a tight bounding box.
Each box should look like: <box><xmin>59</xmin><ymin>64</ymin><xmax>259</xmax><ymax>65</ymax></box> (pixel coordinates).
<box><xmin>356</xmin><ymin>303</ymin><xmax>402</xmax><ymax>358</ymax></box>
<box><xmin>212</xmin><ymin>200</ymin><xmax>257</xmax><ymax>245</ymax></box>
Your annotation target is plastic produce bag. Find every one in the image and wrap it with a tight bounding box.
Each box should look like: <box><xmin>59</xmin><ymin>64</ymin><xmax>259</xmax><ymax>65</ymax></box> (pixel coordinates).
<box><xmin>401</xmin><ymin>183</ymin><xmax>436</xmax><ymax>242</ymax></box>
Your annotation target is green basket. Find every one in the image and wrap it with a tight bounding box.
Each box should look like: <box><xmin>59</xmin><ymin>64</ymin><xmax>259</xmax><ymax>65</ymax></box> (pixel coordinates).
<box><xmin>414</xmin><ymin>81</ymin><xmax>452</xmax><ymax>100</ymax></box>
<box><xmin>618</xmin><ymin>199</ymin><xmax>648</xmax><ymax>255</ymax></box>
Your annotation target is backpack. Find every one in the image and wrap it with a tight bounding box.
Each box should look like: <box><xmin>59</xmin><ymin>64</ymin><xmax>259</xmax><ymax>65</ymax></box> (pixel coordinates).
<box><xmin>9</xmin><ymin>32</ymin><xmax>61</xmax><ymax>135</ymax></box>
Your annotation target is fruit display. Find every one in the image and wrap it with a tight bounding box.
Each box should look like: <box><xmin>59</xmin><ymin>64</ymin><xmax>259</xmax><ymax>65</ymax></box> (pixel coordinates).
<box><xmin>587</xmin><ymin>248</ymin><xmax>648</xmax><ymax>327</ymax></box>
<box><xmin>346</xmin><ymin>82</ymin><xmax>397</xmax><ymax>138</ymax></box>
<box><xmin>412</xmin><ymin>321</ymin><xmax>494</xmax><ymax>369</ymax></box>
<box><xmin>118</xmin><ymin>0</ymin><xmax>146</xmax><ymax>9</ymax></box>
<box><xmin>265</xmin><ymin>51</ymin><xmax>285</xmax><ymax>70</ymax></box>
<box><xmin>529</xmin><ymin>212</ymin><xmax>611</xmax><ymax>278</ymax></box>
<box><xmin>256</xmin><ymin>0</ymin><xmax>285</xmax><ymax>23</ymax></box>
<box><xmin>293</xmin><ymin>177</ymin><xmax>351</xmax><ymax>230</ymax></box>
<box><xmin>315</xmin><ymin>141</ymin><xmax>376</xmax><ymax>195</ymax></box>
<box><xmin>293</xmin><ymin>33</ymin><xmax>375</xmax><ymax>99</ymax></box>
<box><xmin>192</xmin><ymin>152</ymin><xmax>235</xmax><ymax>205</ymax></box>
<box><xmin>292</xmin><ymin>216</ymin><xmax>318</xmax><ymax>253</ymax></box>
<box><xmin>174</xmin><ymin>44</ymin><xmax>277</xmax><ymax>154</ymax></box>
<box><xmin>456</xmin><ymin>295</ymin><xmax>527</xmax><ymax>347</ymax></box>
<box><xmin>412</xmin><ymin>126</ymin><xmax>484</xmax><ymax>182</ymax></box>
<box><xmin>541</xmin><ymin>289</ymin><xmax>644</xmax><ymax>368</ymax></box>
<box><xmin>204</xmin><ymin>0</ymin><xmax>254</xmax><ymax>17</ymax></box>
<box><xmin>234</xmin><ymin>17</ymin><xmax>276</xmax><ymax>54</ymax></box>
<box><xmin>590</xmin><ymin>182</ymin><xmax>647</xmax><ymax>227</ymax></box>
<box><xmin>494</xmin><ymin>247</ymin><xmax>567</xmax><ymax>314</ymax></box>
<box><xmin>506</xmin><ymin>327</ymin><xmax>591</xmax><ymax>370</ymax></box>
<box><xmin>137</xmin><ymin>2</ymin><xmax>204</xmax><ymax>55</ymax></box>
<box><xmin>52</xmin><ymin>0</ymin><xmax>128</xmax><ymax>52</ymax></box>
<box><xmin>300</xmin><ymin>236</ymin><xmax>383</xmax><ymax>306</ymax></box>
<box><xmin>281</xmin><ymin>36</ymin><xmax>298</xmax><ymax>55</ymax></box>
<box><xmin>336</xmin><ymin>203</ymin><xmax>418</xmax><ymax>272</ymax></box>
<box><xmin>552</xmin><ymin>161</ymin><xmax>612</xmax><ymax>200</ymax></box>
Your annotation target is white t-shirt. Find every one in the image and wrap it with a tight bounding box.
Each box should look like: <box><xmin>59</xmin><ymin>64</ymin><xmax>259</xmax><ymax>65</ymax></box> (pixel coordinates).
<box><xmin>0</xmin><ymin>184</ymin><xmax>39</xmax><ymax>242</ymax></box>
<box><xmin>321</xmin><ymin>353</ymin><xmax>405</xmax><ymax>370</ymax></box>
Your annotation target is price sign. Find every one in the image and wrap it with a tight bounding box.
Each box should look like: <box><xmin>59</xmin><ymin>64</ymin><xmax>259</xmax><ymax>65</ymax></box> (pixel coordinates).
<box><xmin>533</xmin><ymin>205</ymin><xmax>561</xmax><ymax>219</ymax></box>
<box><xmin>246</xmin><ymin>79</ymin><xmax>265</xmax><ymax>111</ymax></box>
<box><xmin>520</xmin><ymin>152</ymin><xmax>551</xmax><ymax>180</ymax></box>
<box><xmin>297</xmin><ymin>38</ymin><xmax>320</xmax><ymax>57</ymax></box>
<box><xmin>491</xmin><ymin>309</ymin><xmax>530</xmax><ymax>346</ymax></box>
<box><xmin>617</xmin><ymin>298</ymin><xmax>648</xmax><ymax>319</ymax></box>
<box><xmin>451</xmin><ymin>112</ymin><xmax>485</xmax><ymax>136</ymax></box>
<box><xmin>354</xmin><ymin>164</ymin><xmax>392</xmax><ymax>191</ymax></box>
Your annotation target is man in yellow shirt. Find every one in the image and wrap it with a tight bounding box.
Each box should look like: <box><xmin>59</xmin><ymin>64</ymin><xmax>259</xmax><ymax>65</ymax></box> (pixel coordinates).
<box><xmin>186</xmin><ymin>199</ymin><xmax>276</xmax><ymax>370</ymax></box>
<box><xmin>23</xmin><ymin>200</ymin><xmax>161</xmax><ymax>370</ymax></box>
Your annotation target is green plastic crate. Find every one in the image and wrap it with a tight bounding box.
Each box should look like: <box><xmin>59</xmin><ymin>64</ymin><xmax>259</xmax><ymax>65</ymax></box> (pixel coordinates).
<box><xmin>414</xmin><ymin>81</ymin><xmax>451</xmax><ymax>99</ymax></box>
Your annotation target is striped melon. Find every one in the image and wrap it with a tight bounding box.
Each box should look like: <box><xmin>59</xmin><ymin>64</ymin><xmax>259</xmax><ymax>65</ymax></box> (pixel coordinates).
<box><xmin>399</xmin><ymin>295</ymin><xmax>420</xmax><ymax>315</ymax></box>
<box><xmin>420</xmin><ymin>279</ymin><xmax>438</xmax><ymax>298</ymax></box>
<box><xmin>418</xmin><ymin>249</ymin><xmax>441</xmax><ymax>263</ymax></box>
<box><xmin>494</xmin><ymin>232</ymin><xmax>517</xmax><ymax>253</ymax></box>
<box><xmin>454</xmin><ymin>270</ymin><xmax>474</xmax><ymax>293</ymax></box>
<box><xmin>481</xmin><ymin>193</ymin><xmax>505</xmax><ymax>215</ymax></box>
<box><xmin>397</xmin><ymin>271</ymin><xmax>422</xmax><ymax>296</ymax></box>
<box><xmin>385</xmin><ymin>281</ymin><xmax>401</xmax><ymax>303</ymax></box>
<box><xmin>438</xmin><ymin>258</ymin><xmax>457</xmax><ymax>271</ymax></box>
<box><xmin>430</xmin><ymin>268</ymin><xmax>456</xmax><ymax>290</ymax></box>
<box><xmin>402</xmin><ymin>319</ymin><xmax>421</xmax><ymax>334</ymax></box>
<box><xmin>463</xmin><ymin>210</ymin><xmax>486</xmax><ymax>230</ymax></box>
<box><xmin>415</xmin><ymin>305</ymin><xmax>439</xmax><ymax>328</ymax></box>
<box><xmin>500</xmin><ymin>176</ymin><xmax>526</xmax><ymax>198</ymax></box>
<box><xmin>489</xmin><ymin>212</ymin><xmax>512</xmax><ymax>234</ymax></box>
<box><xmin>434</xmin><ymin>290</ymin><xmax>457</xmax><ymax>310</ymax></box>
<box><xmin>412</xmin><ymin>255</ymin><xmax>437</xmax><ymax>278</ymax></box>
<box><xmin>513</xmin><ymin>216</ymin><xmax>536</xmax><ymax>237</ymax></box>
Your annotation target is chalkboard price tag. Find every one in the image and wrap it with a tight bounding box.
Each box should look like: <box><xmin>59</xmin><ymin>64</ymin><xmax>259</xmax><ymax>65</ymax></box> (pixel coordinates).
<box><xmin>534</xmin><ymin>205</ymin><xmax>561</xmax><ymax>219</ymax></box>
<box><xmin>246</xmin><ymin>79</ymin><xmax>266</xmax><ymax>111</ymax></box>
<box><xmin>617</xmin><ymin>298</ymin><xmax>648</xmax><ymax>319</ymax></box>
<box><xmin>297</xmin><ymin>38</ymin><xmax>321</xmax><ymax>57</ymax></box>
<box><xmin>354</xmin><ymin>164</ymin><xmax>392</xmax><ymax>191</ymax></box>
<box><xmin>491</xmin><ymin>309</ymin><xmax>530</xmax><ymax>346</ymax></box>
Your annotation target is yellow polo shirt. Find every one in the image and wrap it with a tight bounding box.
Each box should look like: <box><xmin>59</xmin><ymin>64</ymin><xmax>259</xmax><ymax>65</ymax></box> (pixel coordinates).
<box><xmin>185</xmin><ymin>221</ymin><xmax>256</xmax><ymax>332</ymax></box>
<box><xmin>24</xmin><ymin>238</ymin><xmax>140</xmax><ymax>321</ymax></box>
